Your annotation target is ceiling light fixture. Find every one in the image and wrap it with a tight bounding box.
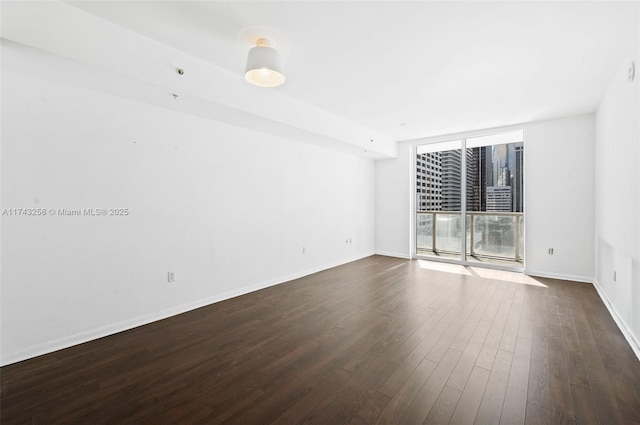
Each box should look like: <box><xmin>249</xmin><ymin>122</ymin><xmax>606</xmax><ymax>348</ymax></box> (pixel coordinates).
<box><xmin>245</xmin><ymin>38</ymin><xmax>285</xmax><ymax>88</ymax></box>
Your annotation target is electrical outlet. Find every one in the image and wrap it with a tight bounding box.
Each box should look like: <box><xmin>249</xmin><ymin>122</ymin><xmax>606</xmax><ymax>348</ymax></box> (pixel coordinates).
<box><xmin>548</xmin><ymin>248</ymin><xmax>554</xmax><ymax>255</ymax></box>
<box><xmin>168</xmin><ymin>271</ymin><xmax>175</xmax><ymax>282</ymax></box>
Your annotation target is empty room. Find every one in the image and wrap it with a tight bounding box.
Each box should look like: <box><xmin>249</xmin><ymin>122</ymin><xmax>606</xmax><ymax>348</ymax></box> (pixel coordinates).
<box><xmin>1</xmin><ymin>1</ymin><xmax>639</xmax><ymax>424</ymax></box>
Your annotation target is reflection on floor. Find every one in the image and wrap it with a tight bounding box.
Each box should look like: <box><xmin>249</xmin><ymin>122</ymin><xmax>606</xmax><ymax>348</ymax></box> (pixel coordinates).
<box><xmin>417</xmin><ymin>259</ymin><xmax>547</xmax><ymax>287</ymax></box>
<box><xmin>416</xmin><ymin>250</ymin><xmax>524</xmax><ymax>268</ymax></box>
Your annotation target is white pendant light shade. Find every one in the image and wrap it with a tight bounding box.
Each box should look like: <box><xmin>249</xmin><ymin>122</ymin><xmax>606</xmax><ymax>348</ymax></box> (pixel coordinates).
<box><xmin>245</xmin><ymin>38</ymin><xmax>285</xmax><ymax>88</ymax></box>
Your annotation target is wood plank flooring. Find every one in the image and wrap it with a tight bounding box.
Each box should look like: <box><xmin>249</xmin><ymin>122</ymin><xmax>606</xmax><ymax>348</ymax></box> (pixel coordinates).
<box><xmin>2</xmin><ymin>255</ymin><xmax>640</xmax><ymax>424</ymax></box>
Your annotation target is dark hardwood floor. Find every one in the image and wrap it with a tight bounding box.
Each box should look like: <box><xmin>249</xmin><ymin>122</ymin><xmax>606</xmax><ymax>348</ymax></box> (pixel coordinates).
<box><xmin>2</xmin><ymin>255</ymin><xmax>640</xmax><ymax>424</ymax></box>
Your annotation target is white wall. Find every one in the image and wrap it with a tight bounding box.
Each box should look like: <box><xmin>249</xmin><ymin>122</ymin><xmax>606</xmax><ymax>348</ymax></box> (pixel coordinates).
<box><xmin>375</xmin><ymin>144</ymin><xmax>412</xmax><ymax>258</ymax></box>
<box><xmin>594</xmin><ymin>39</ymin><xmax>640</xmax><ymax>357</ymax></box>
<box><xmin>375</xmin><ymin>115</ymin><xmax>595</xmax><ymax>281</ymax></box>
<box><xmin>0</xmin><ymin>69</ymin><xmax>376</xmax><ymax>365</ymax></box>
<box><xmin>524</xmin><ymin>115</ymin><xmax>595</xmax><ymax>281</ymax></box>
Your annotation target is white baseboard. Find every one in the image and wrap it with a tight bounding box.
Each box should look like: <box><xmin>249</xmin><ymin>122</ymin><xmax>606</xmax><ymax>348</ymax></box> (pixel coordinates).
<box><xmin>0</xmin><ymin>251</ymin><xmax>375</xmax><ymax>366</ymax></box>
<box><xmin>375</xmin><ymin>251</ymin><xmax>411</xmax><ymax>259</ymax></box>
<box><xmin>524</xmin><ymin>269</ymin><xmax>594</xmax><ymax>284</ymax></box>
<box><xmin>592</xmin><ymin>278</ymin><xmax>640</xmax><ymax>362</ymax></box>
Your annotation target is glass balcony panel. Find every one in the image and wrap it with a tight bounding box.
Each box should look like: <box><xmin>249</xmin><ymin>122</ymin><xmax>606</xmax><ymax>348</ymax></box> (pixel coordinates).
<box><xmin>435</xmin><ymin>213</ymin><xmax>462</xmax><ymax>254</ymax></box>
<box><xmin>472</xmin><ymin>214</ymin><xmax>516</xmax><ymax>259</ymax></box>
<box><xmin>417</xmin><ymin>211</ymin><xmax>523</xmax><ymax>266</ymax></box>
<box><xmin>416</xmin><ymin>212</ymin><xmax>433</xmax><ymax>252</ymax></box>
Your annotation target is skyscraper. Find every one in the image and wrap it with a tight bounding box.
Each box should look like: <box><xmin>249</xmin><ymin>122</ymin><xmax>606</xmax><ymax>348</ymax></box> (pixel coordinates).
<box><xmin>487</xmin><ymin>186</ymin><xmax>512</xmax><ymax>211</ymax></box>
<box><xmin>492</xmin><ymin>144</ymin><xmax>508</xmax><ymax>186</ymax></box>
<box><xmin>441</xmin><ymin>150</ymin><xmax>461</xmax><ymax>211</ymax></box>
<box><xmin>472</xmin><ymin>146</ymin><xmax>492</xmax><ymax>211</ymax></box>
<box><xmin>465</xmin><ymin>149</ymin><xmax>474</xmax><ymax>211</ymax></box>
<box><xmin>416</xmin><ymin>152</ymin><xmax>442</xmax><ymax>210</ymax></box>
<box><xmin>417</xmin><ymin>143</ymin><xmax>521</xmax><ymax>213</ymax></box>
<box><xmin>512</xmin><ymin>144</ymin><xmax>524</xmax><ymax>212</ymax></box>
<box><xmin>437</xmin><ymin>149</ymin><xmax>474</xmax><ymax>211</ymax></box>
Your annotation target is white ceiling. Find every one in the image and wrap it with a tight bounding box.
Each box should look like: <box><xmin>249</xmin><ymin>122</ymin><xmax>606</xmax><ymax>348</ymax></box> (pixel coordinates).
<box><xmin>2</xmin><ymin>1</ymin><xmax>639</xmax><ymax>151</ymax></box>
<box><xmin>63</xmin><ymin>0</ymin><xmax>639</xmax><ymax>141</ymax></box>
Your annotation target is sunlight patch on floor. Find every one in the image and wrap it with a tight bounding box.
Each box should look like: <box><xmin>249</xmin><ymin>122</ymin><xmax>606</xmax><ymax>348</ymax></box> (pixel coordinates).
<box><xmin>418</xmin><ymin>260</ymin><xmax>472</xmax><ymax>275</ymax></box>
<box><xmin>418</xmin><ymin>259</ymin><xmax>548</xmax><ymax>287</ymax></box>
<box><xmin>469</xmin><ymin>266</ymin><xmax>548</xmax><ymax>287</ymax></box>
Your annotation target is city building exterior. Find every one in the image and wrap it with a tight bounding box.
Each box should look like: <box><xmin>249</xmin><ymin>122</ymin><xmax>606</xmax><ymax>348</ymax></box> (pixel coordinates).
<box><xmin>512</xmin><ymin>145</ymin><xmax>524</xmax><ymax>212</ymax></box>
<box><xmin>417</xmin><ymin>142</ymin><xmax>523</xmax><ymax>213</ymax></box>
<box><xmin>486</xmin><ymin>186</ymin><xmax>513</xmax><ymax>211</ymax></box>
<box><xmin>415</xmin><ymin>152</ymin><xmax>442</xmax><ymax>211</ymax></box>
<box><xmin>472</xmin><ymin>146</ymin><xmax>493</xmax><ymax>211</ymax></box>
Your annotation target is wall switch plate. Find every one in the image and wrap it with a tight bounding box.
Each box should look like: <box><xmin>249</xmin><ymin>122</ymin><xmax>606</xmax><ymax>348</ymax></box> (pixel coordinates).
<box><xmin>614</xmin><ymin>271</ymin><xmax>617</xmax><ymax>282</ymax></box>
<box><xmin>302</xmin><ymin>246</ymin><xmax>306</xmax><ymax>255</ymax></box>
<box><xmin>168</xmin><ymin>272</ymin><xmax>175</xmax><ymax>282</ymax></box>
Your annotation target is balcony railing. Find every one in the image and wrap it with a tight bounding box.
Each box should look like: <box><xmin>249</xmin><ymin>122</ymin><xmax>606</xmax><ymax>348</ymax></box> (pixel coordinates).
<box><xmin>417</xmin><ymin>211</ymin><xmax>524</xmax><ymax>263</ymax></box>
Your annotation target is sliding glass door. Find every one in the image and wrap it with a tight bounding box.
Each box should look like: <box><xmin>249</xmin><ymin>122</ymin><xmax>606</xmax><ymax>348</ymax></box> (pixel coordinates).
<box><xmin>416</xmin><ymin>140</ymin><xmax>465</xmax><ymax>260</ymax></box>
<box><xmin>415</xmin><ymin>131</ymin><xmax>524</xmax><ymax>270</ymax></box>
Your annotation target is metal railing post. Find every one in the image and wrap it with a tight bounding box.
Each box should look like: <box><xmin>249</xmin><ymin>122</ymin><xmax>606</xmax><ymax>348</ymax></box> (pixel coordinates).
<box><xmin>515</xmin><ymin>214</ymin><xmax>521</xmax><ymax>262</ymax></box>
<box><xmin>469</xmin><ymin>213</ymin><xmax>475</xmax><ymax>258</ymax></box>
<box><xmin>432</xmin><ymin>212</ymin><xmax>437</xmax><ymax>253</ymax></box>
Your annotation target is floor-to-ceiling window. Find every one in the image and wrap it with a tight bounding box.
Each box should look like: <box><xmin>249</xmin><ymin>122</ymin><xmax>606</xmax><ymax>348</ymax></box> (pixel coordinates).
<box><xmin>415</xmin><ymin>131</ymin><xmax>524</xmax><ymax>270</ymax></box>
